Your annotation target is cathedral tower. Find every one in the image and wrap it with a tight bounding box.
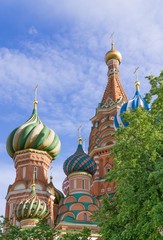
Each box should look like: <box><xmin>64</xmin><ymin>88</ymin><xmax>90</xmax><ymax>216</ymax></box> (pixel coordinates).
<box><xmin>56</xmin><ymin>130</ymin><xmax>100</xmax><ymax>233</ymax></box>
<box><xmin>5</xmin><ymin>91</ymin><xmax>62</xmax><ymax>227</ymax></box>
<box><xmin>88</xmin><ymin>42</ymin><xmax>128</xmax><ymax>198</ymax></box>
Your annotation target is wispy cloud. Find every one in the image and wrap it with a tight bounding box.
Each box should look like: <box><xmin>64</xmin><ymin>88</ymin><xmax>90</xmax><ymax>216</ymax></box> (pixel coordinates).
<box><xmin>0</xmin><ymin>0</ymin><xmax>163</xmax><ymax>217</ymax></box>
<box><xmin>28</xmin><ymin>26</ymin><xmax>38</xmax><ymax>35</ymax></box>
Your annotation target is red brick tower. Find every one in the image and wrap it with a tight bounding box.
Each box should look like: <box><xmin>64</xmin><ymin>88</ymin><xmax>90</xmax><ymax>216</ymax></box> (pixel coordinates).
<box><xmin>88</xmin><ymin>42</ymin><xmax>128</xmax><ymax>198</ymax></box>
<box><xmin>5</xmin><ymin>91</ymin><xmax>62</xmax><ymax>228</ymax></box>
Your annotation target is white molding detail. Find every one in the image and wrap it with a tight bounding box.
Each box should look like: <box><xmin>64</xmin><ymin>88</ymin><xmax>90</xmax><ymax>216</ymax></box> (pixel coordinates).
<box><xmin>6</xmin><ymin>189</ymin><xmax>51</xmax><ymax>200</ymax></box>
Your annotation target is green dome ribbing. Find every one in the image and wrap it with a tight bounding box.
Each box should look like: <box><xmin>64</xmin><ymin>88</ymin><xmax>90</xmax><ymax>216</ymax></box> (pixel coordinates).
<box><xmin>6</xmin><ymin>106</ymin><xmax>61</xmax><ymax>160</ymax></box>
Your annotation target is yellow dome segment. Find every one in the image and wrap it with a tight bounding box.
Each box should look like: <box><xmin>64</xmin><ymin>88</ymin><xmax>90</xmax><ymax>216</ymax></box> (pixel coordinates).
<box><xmin>105</xmin><ymin>42</ymin><xmax>122</xmax><ymax>64</ymax></box>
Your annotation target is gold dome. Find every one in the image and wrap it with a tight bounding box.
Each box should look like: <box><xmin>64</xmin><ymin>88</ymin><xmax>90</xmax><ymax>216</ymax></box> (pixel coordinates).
<box><xmin>105</xmin><ymin>42</ymin><xmax>122</xmax><ymax>64</ymax></box>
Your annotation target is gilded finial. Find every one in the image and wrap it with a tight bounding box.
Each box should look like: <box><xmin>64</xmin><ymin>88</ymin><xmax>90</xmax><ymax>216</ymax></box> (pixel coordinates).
<box><xmin>78</xmin><ymin>125</ymin><xmax>82</xmax><ymax>144</ymax></box>
<box><xmin>33</xmin><ymin>84</ymin><xmax>38</xmax><ymax>109</ymax></box>
<box><xmin>110</xmin><ymin>32</ymin><xmax>114</xmax><ymax>50</ymax></box>
<box><xmin>134</xmin><ymin>67</ymin><xmax>140</xmax><ymax>91</ymax></box>
<box><xmin>82</xmin><ymin>138</ymin><xmax>86</xmax><ymax>153</ymax></box>
<box><xmin>50</xmin><ymin>166</ymin><xmax>53</xmax><ymax>183</ymax></box>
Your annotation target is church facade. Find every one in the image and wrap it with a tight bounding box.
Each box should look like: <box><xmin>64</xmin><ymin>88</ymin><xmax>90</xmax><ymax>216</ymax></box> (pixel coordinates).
<box><xmin>5</xmin><ymin>42</ymin><xmax>145</xmax><ymax>237</ymax></box>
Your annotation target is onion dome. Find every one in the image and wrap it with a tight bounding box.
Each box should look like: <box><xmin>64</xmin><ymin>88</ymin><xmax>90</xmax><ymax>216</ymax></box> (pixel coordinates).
<box><xmin>62</xmin><ymin>177</ymin><xmax>69</xmax><ymax>196</ymax></box>
<box><xmin>63</xmin><ymin>137</ymin><xmax>97</xmax><ymax>176</ymax></box>
<box><xmin>50</xmin><ymin>176</ymin><xmax>64</xmax><ymax>204</ymax></box>
<box><xmin>6</xmin><ymin>101</ymin><xmax>61</xmax><ymax>160</ymax></box>
<box><xmin>114</xmin><ymin>81</ymin><xmax>150</xmax><ymax>130</ymax></box>
<box><xmin>15</xmin><ymin>182</ymin><xmax>50</xmax><ymax>222</ymax></box>
<box><xmin>105</xmin><ymin>42</ymin><xmax>122</xmax><ymax>64</ymax></box>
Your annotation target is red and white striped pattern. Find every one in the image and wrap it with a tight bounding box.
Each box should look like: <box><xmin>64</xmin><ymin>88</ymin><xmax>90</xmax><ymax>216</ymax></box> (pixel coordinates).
<box><xmin>62</xmin><ymin>177</ymin><xmax>69</xmax><ymax>196</ymax></box>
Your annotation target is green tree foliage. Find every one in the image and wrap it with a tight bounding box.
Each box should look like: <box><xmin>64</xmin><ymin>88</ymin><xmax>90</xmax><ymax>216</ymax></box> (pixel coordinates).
<box><xmin>0</xmin><ymin>217</ymin><xmax>58</xmax><ymax>240</ymax></box>
<box><xmin>96</xmin><ymin>72</ymin><xmax>163</xmax><ymax>239</ymax></box>
<box><xmin>0</xmin><ymin>217</ymin><xmax>92</xmax><ymax>240</ymax></box>
<box><xmin>59</xmin><ymin>227</ymin><xmax>91</xmax><ymax>240</ymax></box>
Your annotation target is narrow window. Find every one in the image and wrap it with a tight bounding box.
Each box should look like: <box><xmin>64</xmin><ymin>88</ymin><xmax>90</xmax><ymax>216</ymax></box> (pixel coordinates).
<box><xmin>74</xmin><ymin>179</ymin><xmax>76</xmax><ymax>189</ymax></box>
<box><xmin>84</xmin><ymin>213</ymin><xmax>87</xmax><ymax>221</ymax></box>
<box><xmin>82</xmin><ymin>180</ymin><xmax>85</xmax><ymax>189</ymax></box>
<box><xmin>23</xmin><ymin>167</ymin><xmax>26</xmax><ymax>179</ymax></box>
<box><xmin>34</xmin><ymin>167</ymin><xmax>37</xmax><ymax>179</ymax></box>
<box><xmin>9</xmin><ymin>203</ymin><xmax>13</xmax><ymax>218</ymax></box>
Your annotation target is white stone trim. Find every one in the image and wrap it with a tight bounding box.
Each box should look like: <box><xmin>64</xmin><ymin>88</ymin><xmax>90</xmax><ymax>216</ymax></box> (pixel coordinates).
<box><xmin>6</xmin><ymin>189</ymin><xmax>51</xmax><ymax>200</ymax></box>
<box><xmin>17</xmin><ymin>163</ymin><xmax>48</xmax><ymax>171</ymax></box>
<box><xmin>15</xmin><ymin>157</ymin><xmax>50</xmax><ymax>168</ymax></box>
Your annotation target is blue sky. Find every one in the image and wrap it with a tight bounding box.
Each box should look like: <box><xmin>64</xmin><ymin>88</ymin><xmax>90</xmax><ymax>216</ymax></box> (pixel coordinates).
<box><xmin>0</xmin><ymin>0</ymin><xmax>163</xmax><ymax>215</ymax></box>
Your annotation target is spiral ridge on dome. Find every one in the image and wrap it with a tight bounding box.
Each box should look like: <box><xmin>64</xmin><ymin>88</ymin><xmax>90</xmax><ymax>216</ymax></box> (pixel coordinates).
<box><xmin>15</xmin><ymin>192</ymin><xmax>50</xmax><ymax>221</ymax></box>
<box><xmin>63</xmin><ymin>144</ymin><xmax>97</xmax><ymax>176</ymax></box>
<box><xmin>6</xmin><ymin>107</ymin><xmax>61</xmax><ymax>160</ymax></box>
<box><xmin>114</xmin><ymin>87</ymin><xmax>150</xmax><ymax>130</ymax></box>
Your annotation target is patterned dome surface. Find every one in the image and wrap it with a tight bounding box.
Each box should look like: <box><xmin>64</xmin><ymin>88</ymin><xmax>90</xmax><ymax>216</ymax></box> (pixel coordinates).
<box><xmin>6</xmin><ymin>106</ymin><xmax>61</xmax><ymax>160</ymax></box>
<box><xmin>15</xmin><ymin>190</ymin><xmax>50</xmax><ymax>221</ymax></box>
<box><xmin>62</xmin><ymin>177</ymin><xmax>69</xmax><ymax>196</ymax></box>
<box><xmin>114</xmin><ymin>88</ymin><xmax>150</xmax><ymax>130</ymax></box>
<box><xmin>63</xmin><ymin>144</ymin><xmax>97</xmax><ymax>176</ymax></box>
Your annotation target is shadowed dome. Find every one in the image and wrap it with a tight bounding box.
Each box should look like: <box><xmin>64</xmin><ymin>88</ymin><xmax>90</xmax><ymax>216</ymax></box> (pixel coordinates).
<box><xmin>114</xmin><ymin>81</ymin><xmax>150</xmax><ymax>130</ymax></box>
<box><xmin>63</xmin><ymin>143</ymin><xmax>97</xmax><ymax>176</ymax></box>
<box><xmin>6</xmin><ymin>103</ymin><xmax>61</xmax><ymax>160</ymax></box>
<box><xmin>50</xmin><ymin>177</ymin><xmax>64</xmax><ymax>204</ymax></box>
<box><xmin>15</xmin><ymin>186</ymin><xmax>50</xmax><ymax>222</ymax></box>
<box><xmin>105</xmin><ymin>42</ymin><xmax>122</xmax><ymax>64</ymax></box>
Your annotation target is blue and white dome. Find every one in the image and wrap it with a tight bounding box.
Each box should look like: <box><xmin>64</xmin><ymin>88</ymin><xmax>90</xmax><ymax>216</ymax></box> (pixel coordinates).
<box><xmin>114</xmin><ymin>82</ymin><xmax>150</xmax><ymax>130</ymax></box>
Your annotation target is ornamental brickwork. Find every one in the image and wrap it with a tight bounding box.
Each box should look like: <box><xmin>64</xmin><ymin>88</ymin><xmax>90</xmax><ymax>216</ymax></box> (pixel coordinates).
<box><xmin>89</xmin><ymin>45</ymin><xmax>127</xmax><ymax>199</ymax></box>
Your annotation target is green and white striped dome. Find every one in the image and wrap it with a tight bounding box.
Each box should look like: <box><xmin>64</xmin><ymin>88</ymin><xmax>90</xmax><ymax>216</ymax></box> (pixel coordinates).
<box><xmin>6</xmin><ymin>104</ymin><xmax>61</xmax><ymax>160</ymax></box>
<box><xmin>15</xmin><ymin>191</ymin><xmax>50</xmax><ymax>221</ymax></box>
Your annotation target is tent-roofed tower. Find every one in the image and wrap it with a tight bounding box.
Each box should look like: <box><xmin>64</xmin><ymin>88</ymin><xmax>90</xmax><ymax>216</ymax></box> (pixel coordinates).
<box><xmin>88</xmin><ymin>41</ymin><xmax>128</xmax><ymax>198</ymax></box>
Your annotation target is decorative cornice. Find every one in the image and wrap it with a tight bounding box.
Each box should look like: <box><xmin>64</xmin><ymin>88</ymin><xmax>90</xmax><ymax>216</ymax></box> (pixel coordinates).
<box><xmin>56</xmin><ymin>221</ymin><xmax>99</xmax><ymax>228</ymax></box>
<box><xmin>20</xmin><ymin>218</ymin><xmax>39</xmax><ymax>223</ymax></box>
<box><xmin>68</xmin><ymin>172</ymin><xmax>92</xmax><ymax>178</ymax></box>
<box><xmin>89</xmin><ymin>144</ymin><xmax>114</xmax><ymax>157</ymax></box>
<box><xmin>14</xmin><ymin>148</ymin><xmax>52</xmax><ymax>161</ymax></box>
<box><xmin>6</xmin><ymin>189</ymin><xmax>51</xmax><ymax>201</ymax></box>
<box><xmin>90</xmin><ymin>103</ymin><xmax>122</xmax><ymax>123</ymax></box>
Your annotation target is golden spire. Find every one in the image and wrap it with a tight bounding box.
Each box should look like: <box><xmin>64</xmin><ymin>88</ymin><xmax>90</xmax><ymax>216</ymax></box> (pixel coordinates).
<box><xmin>110</xmin><ymin>32</ymin><xmax>114</xmax><ymax>50</ymax></box>
<box><xmin>31</xmin><ymin>169</ymin><xmax>36</xmax><ymax>193</ymax></box>
<box><xmin>78</xmin><ymin>125</ymin><xmax>82</xmax><ymax>144</ymax></box>
<box><xmin>82</xmin><ymin>138</ymin><xmax>86</xmax><ymax>153</ymax></box>
<box><xmin>50</xmin><ymin>166</ymin><xmax>53</xmax><ymax>183</ymax></box>
<box><xmin>134</xmin><ymin>67</ymin><xmax>140</xmax><ymax>91</ymax></box>
<box><xmin>33</xmin><ymin>84</ymin><xmax>38</xmax><ymax>109</ymax></box>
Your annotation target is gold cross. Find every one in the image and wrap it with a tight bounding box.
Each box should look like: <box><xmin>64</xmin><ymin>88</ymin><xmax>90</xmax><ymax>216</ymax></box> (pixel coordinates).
<box><xmin>50</xmin><ymin>166</ymin><xmax>53</xmax><ymax>177</ymax></box>
<box><xmin>78</xmin><ymin>125</ymin><xmax>82</xmax><ymax>138</ymax></box>
<box><xmin>134</xmin><ymin>67</ymin><xmax>139</xmax><ymax>81</ymax></box>
<box><xmin>34</xmin><ymin>84</ymin><xmax>38</xmax><ymax>101</ymax></box>
<box><xmin>110</xmin><ymin>32</ymin><xmax>114</xmax><ymax>43</ymax></box>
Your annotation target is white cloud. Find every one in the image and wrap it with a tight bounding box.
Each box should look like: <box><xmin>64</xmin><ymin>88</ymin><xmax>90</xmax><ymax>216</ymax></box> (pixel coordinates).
<box><xmin>0</xmin><ymin>0</ymin><xmax>163</xmax><ymax>217</ymax></box>
<box><xmin>28</xmin><ymin>26</ymin><xmax>38</xmax><ymax>35</ymax></box>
